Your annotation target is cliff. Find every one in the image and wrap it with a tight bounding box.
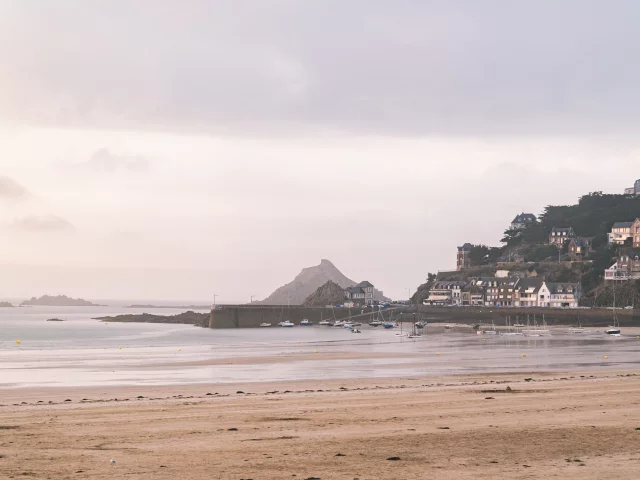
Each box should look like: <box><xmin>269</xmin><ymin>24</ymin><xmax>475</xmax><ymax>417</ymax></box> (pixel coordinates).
<box><xmin>258</xmin><ymin>259</ymin><xmax>389</xmax><ymax>305</ymax></box>
<box><xmin>21</xmin><ymin>295</ymin><xmax>103</xmax><ymax>307</ymax></box>
<box><xmin>302</xmin><ymin>281</ymin><xmax>346</xmax><ymax>307</ymax></box>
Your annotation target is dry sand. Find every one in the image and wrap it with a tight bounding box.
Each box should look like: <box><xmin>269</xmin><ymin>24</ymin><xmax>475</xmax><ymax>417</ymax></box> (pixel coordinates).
<box><xmin>2</xmin><ymin>371</ymin><xmax>640</xmax><ymax>479</ymax></box>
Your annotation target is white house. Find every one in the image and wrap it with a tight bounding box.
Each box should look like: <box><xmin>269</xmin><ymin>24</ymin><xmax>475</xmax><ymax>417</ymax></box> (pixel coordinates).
<box><xmin>537</xmin><ymin>283</ymin><xmax>551</xmax><ymax>307</ymax></box>
<box><xmin>546</xmin><ymin>282</ymin><xmax>580</xmax><ymax>308</ymax></box>
<box><xmin>608</xmin><ymin>221</ymin><xmax>634</xmax><ymax>245</ymax></box>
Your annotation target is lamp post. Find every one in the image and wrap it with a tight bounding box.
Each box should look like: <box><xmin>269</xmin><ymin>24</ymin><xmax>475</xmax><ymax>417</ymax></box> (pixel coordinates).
<box><xmin>250</xmin><ymin>295</ymin><xmax>255</xmax><ymax>305</ymax></box>
<box><xmin>213</xmin><ymin>294</ymin><xmax>218</xmax><ymax>309</ymax></box>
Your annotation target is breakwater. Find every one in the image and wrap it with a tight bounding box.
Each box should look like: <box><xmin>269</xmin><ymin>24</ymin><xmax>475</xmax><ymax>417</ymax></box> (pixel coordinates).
<box><xmin>208</xmin><ymin>305</ymin><xmax>399</xmax><ymax>328</ymax></box>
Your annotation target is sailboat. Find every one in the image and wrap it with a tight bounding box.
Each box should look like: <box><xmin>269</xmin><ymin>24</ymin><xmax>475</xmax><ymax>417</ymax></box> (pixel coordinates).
<box><xmin>407</xmin><ymin>312</ymin><xmax>422</xmax><ymax>338</ymax></box>
<box><xmin>605</xmin><ymin>283</ymin><xmax>621</xmax><ymax>336</ymax></box>
<box><xmin>569</xmin><ymin>318</ymin><xmax>586</xmax><ymax>334</ymax></box>
<box><xmin>483</xmin><ymin>320</ymin><xmax>498</xmax><ymax>335</ymax></box>
<box><xmin>501</xmin><ymin>316</ymin><xmax>523</xmax><ymax>336</ymax></box>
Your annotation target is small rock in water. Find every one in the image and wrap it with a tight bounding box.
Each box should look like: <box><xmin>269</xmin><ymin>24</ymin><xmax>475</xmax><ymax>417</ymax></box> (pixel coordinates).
<box><xmin>335</xmin><ymin>453</ymin><xmax>346</xmax><ymax>457</ymax></box>
<box><xmin>228</xmin><ymin>428</ymin><xmax>238</xmax><ymax>431</ymax></box>
<box><xmin>387</xmin><ymin>457</ymin><xmax>401</xmax><ymax>461</ymax></box>
<box><xmin>438</xmin><ymin>427</ymin><xmax>450</xmax><ymax>430</ymax></box>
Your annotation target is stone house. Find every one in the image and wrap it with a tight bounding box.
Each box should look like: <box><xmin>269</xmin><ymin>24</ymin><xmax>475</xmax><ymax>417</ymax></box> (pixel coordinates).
<box><xmin>549</xmin><ymin>227</ymin><xmax>576</xmax><ymax>246</ymax></box>
<box><xmin>344</xmin><ymin>281</ymin><xmax>375</xmax><ymax>305</ymax></box>
<box><xmin>568</xmin><ymin>237</ymin><xmax>592</xmax><ymax>261</ymax></box>
<box><xmin>634</xmin><ymin>218</ymin><xmax>640</xmax><ymax>248</ymax></box>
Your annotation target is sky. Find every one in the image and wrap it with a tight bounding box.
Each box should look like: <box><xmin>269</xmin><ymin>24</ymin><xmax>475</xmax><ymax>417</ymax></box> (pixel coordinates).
<box><xmin>1</xmin><ymin>1</ymin><xmax>640</xmax><ymax>302</ymax></box>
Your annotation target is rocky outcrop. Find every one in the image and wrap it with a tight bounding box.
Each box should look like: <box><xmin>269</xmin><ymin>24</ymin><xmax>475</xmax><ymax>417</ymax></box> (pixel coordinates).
<box><xmin>302</xmin><ymin>281</ymin><xmax>346</xmax><ymax>307</ymax></box>
<box><xmin>257</xmin><ymin>259</ymin><xmax>388</xmax><ymax>305</ymax></box>
<box><xmin>0</xmin><ymin>302</ymin><xmax>14</xmax><ymax>307</ymax></box>
<box><xmin>94</xmin><ymin>311</ymin><xmax>209</xmax><ymax>327</ymax></box>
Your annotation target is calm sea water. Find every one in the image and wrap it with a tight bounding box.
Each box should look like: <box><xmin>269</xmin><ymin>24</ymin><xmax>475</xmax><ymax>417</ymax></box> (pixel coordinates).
<box><xmin>1</xmin><ymin>306</ymin><xmax>639</xmax><ymax>388</ymax></box>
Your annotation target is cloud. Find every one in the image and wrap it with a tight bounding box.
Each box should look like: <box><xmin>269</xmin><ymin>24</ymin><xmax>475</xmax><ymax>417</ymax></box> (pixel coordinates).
<box><xmin>0</xmin><ymin>176</ymin><xmax>29</xmax><ymax>199</ymax></box>
<box><xmin>1</xmin><ymin>1</ymin><xmax>640</xmax><ymax>136</ymax></box>
<box><xmin>11</xmin><ymin>214</ymin><xmax>74</xmax><ymax>232</ymax></box>
<box><xmin>70</xmin><ymin>148</ymin><xmax>150</xmax><ymax>173</ymax></box>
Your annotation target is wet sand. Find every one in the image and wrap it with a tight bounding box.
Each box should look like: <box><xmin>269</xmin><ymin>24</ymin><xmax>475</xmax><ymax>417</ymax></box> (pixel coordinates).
<box><xmin>2</xmin><ymin>370</ymin><xmax>640</xmax><ymax>479</ymax></box>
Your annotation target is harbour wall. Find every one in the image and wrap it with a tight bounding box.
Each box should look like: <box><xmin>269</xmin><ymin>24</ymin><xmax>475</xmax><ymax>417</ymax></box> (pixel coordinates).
<box><xmin>208</xmin><ymin>305</ymin><xmax>639</xmax><ymax>328</ymax></box>
<box><xmin>208</xmin><ymin>305</ymin><xmax>405</xmax><ymax>328</ymax></box>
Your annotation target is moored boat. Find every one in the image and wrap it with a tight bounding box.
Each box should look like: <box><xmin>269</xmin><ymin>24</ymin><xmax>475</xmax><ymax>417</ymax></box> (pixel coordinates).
<box><xmin>260</xmin><ymin>323</ymin><xmax>272</xmax><ymax>327</ymax></box>
<box><xmin>299</xmin><ymin>319</ymin><xmax>313</xmax><ymax>326</ymax></box>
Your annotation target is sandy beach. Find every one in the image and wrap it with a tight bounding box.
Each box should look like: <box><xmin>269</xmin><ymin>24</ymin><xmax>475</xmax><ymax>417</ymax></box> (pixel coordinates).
<box><xmin>2</xmin><ymin>370</ymin><xmax>640</xmax><ymax>479</ymax></box>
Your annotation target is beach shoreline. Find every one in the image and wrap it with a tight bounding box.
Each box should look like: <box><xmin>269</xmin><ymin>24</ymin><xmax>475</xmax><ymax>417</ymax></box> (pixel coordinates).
<box><xmin>2</xmin><ymin>369</ymin><xmax>640</xmax><ymax>479</ymax></box>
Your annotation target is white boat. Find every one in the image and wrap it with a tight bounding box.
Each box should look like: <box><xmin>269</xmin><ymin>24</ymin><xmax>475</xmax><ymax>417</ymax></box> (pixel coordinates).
<box><xmin>569</xmin><ymin>327</ymin><xmax>587</xmax><ymax>334</ymax></box>
<box><xmin>260</xmin><ymin>323</ymin><xmax>272</xmax><ymax>327</ymax></box>
<box><xmin>318</xmin><ymin>320</ymin><xmax>331</xmax><ymax>326</ymax></box>
<box><xmin>343</xmin><ymin>322</ymin><xmax>355</xmax><ymax>329</ymax></box>
<box><xmin>279</xmin><ymin>321</ymin><xmax>294</xmax><ymax>327</ymax></box>
<box><xmin>513</xmin><ymin>323</ymin><xmax>525</xmax><ymax>328</ymax></box>
<box><xmin>444</xmin><ymin>324</ymin><xmax>455</xmax><ymax>329</ymax></box>
<box><xmin>407</xmin><ymin>333</ymin><xmax>422</xmax><ymax>338</ymax></box>
<box><xmin>605</xmin><ymin>283</ymin><xmax>622</xmax><ymax>336</ymax></box>
<box><xmin>334</xmin><ymin>320</ymin><xmax>345</xmax><ymax>327</ymax></box>
<box><xmin>299</xmin><ymin>319</ymin><xmax>312</xmax><ymax>326</ymax></box>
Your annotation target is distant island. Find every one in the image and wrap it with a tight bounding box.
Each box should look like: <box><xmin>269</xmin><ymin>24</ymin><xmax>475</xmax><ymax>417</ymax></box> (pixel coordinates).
<box><xmin>0</xmin><ymin>301</ymin><xmax>14</xmax><ymax>307</ymax></box>
<box><xmin>20</xmin><ymin>295</ymin><xmax>104</xmax><ymax>307</ymax></box>
<box><xmin>125</xmin><ymin>304</ymin><xmax>210</xmax><ymax>309</ymax></box>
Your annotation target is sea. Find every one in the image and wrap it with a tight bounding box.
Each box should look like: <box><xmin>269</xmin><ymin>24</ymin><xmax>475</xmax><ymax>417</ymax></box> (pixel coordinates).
<box><xmin>1</xmin><ymin>305</ymin><xmax>639</xmax><ymax>388</ymax></box>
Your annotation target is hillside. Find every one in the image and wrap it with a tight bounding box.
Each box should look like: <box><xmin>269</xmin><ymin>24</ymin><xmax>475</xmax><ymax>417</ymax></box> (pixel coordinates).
<box><xmin>302</xmin><ymin>281</ymin><xmax>346</xmax><ymax>307</ymax></box>
<box><xmin>258</xmin><ymin>259</ymin><xmax>388</xmax><ymax>305</ymax></box>
<box><xmin>21</xmin><ymin>295</ymin><xmax>103</xmax><ymax>307</ymax></box>
<box><xmin>414</xmin><ymin>191</ymin><xmax>640</xmax><ymax>304</ymax></box>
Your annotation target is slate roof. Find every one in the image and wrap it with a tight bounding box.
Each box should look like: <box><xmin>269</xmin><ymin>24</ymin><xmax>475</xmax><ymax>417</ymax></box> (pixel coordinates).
<box><xmin>511</xmin><ymin>213</ymin><xmax>537</xmax><ymax>224</ymax></box>
<box><xmin>545</xmin><ymin>282</ymin><xmax>579</xmax><ymax>294</ymax></box>
<box><xmin>355</xmin><ymin>281</ymin><xmax>374</xmax><ymax>288</ymax></box>
<box><xmin>612</xmin><ymin>221</ymin><xmax>634</xmax><ymax>229</ymax></box>
<box><xmin>457</xmin><ymin>243</ymin><xmax>473</xmax><ymax>251</ymax></box>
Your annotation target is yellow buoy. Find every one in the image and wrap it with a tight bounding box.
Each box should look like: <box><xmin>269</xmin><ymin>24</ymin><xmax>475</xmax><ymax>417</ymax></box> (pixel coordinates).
<box><xmin>521</xmin><ymin>353</ymin><xmax>526</xmax><ymax>358</ymax></box>
<box><xmin>313</xmin><ymin>350</ymin><xmax>317</xmax><ymax>353</ymax></box>
<box><xmin>436</xmin><ymin>352</ymin><xmax>440</xmax><ymax>356</ymax></box>
<box><xmin>604</xmin><ymin>355</ymin><xmax>608</xmax><ymax>359</ymax></box>
<box><xmin>15</xmin><ymin>340</ymin><xmax>21</xmax><ymax>345</ymax></box>
<box><xmin>178</xmin><ymin>348</ymin><xmax>182</xmax><ymax>351</ymax></box>
<box><xmin>105</xmin><ymin>322</ymin><xmax>108</xmax><ymax>325</ymax></box>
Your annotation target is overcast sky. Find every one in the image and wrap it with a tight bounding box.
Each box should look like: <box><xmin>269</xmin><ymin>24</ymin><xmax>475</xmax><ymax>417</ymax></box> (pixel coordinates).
<box><xmin>1</xmin><ymin>1</ymin><xmax>640</xmax><ymax>302</ymax></box>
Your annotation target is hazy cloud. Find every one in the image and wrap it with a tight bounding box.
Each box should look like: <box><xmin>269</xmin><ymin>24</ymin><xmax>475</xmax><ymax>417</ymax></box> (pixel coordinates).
<box><xmin>11</xmin><ymin>214</ymin><xmax>74</xmax><ymax>232</ymax></box>
<box><xmin>68</xmin><ymin>148</ymin><xmax>150</xmax><ymax>173</ymax></box>
<box><xmin>0</xmin><ymin>175</ymin><xmax>29</xmax><ymax>199</ymax></box>
<box><xmin>1</xmin><ymin>1</ymin><xmax>640</xmax><ymax>136</ymax></box>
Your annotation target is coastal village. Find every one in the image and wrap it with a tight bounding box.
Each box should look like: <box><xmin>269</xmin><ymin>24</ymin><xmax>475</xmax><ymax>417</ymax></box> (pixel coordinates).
<box><xmin>424</xmin><ymin>179</ymin><xmax>640</xmax><ymax>308</ymax></box>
